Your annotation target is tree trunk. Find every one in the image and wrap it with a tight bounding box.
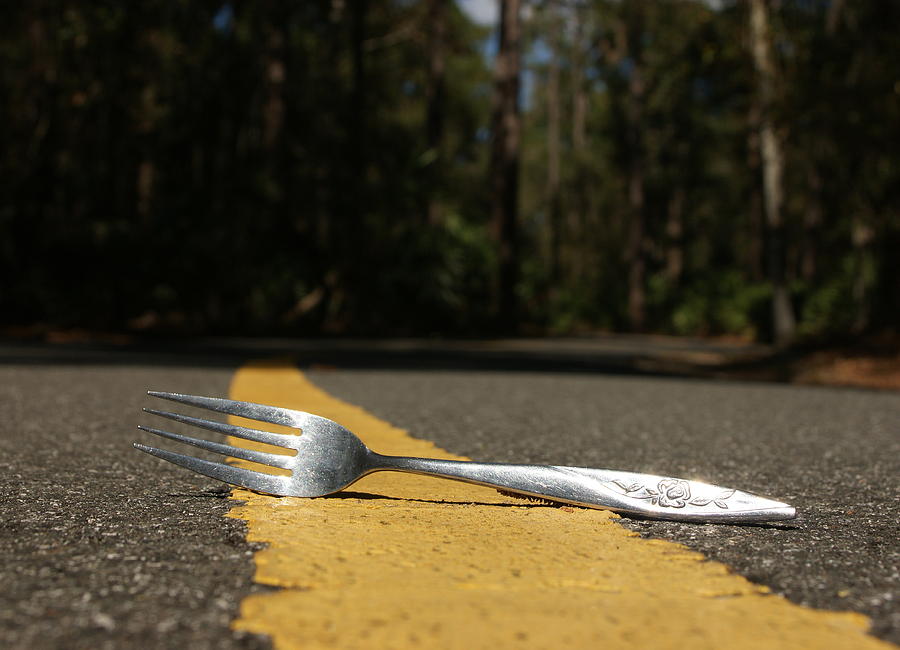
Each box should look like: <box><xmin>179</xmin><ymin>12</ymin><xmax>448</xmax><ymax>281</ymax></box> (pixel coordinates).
<box><xmin>490</xmin><ymin>0</ymin><xmax>522</xmax><ymax>332</ymax></box>
<box><xmin>328</xmin><ymin>0</ymin><xmax>367</xmax><ymax>331</ymax></box>
<box><xmin>825</xmin><ymin>0</ymin><xmax>845</xmax><ymax>35</ymax></box>
<box><xmin>624</xmin><ymin>3</ymin><xmax>647</xmax><ymax>331</ymax></box>
<box><xmin>851</xmin><ymin>214</ymin><xmax>874</xmax><ymax>332</ymax></box>
<box><xmin>261</xmin><ymin>26</ymin><xmax>286</xmax><ymax>152</ymax></box>
<box><xmin>571</xmin><ymin>15</ymin><xmax>587</xmax><ymax>155</ymax></box>
<box><xmin>546</xmin><ymin>7</ymin><xmax>562</xmax><ymax>285</ymax></box>
<box><xmin>423</xmin><ymin>0</ymin><xmax>446</xmax><ymax>225</ymax></box>
<box><xmin>626</xmin><ymin>162</ymin><xmax>646</xmax><ymax>331</ymax></box>
<box><xmin>349</xmin><ymin>0</ymin><xmax>366</xmax><ymax>194</ymax></box>
<box><xmin>749</xmin><ymin>0</ymin><xmax>795</xmax><ymax>346</ymax></box>
<box><xmin>665</xmin><ymin>188</ymin><xmax>685</xmax><ymax>284</ymax></box>
<box><xmin>569</xmin><ymin>8</ymin><xmax>589</xmax><ymax>282</ymax></box>
<box><xmin>800</xmin><ymin>167</ymin><xmax>822</xmax><ymax>282</ymax></box>
<box><xmin>746</xmin><ymin>102</ymin><xmax>764</xmax><ymax>281</ymax></box>
<box><xmin>136</xmin><ymin>160</ymin><xmax>155</xmax><ymax>221</ymax></box>
<box><xmin>349</xmin><ymin>8</ymin><xmax>367</xmax><ymax>227</ymax></box>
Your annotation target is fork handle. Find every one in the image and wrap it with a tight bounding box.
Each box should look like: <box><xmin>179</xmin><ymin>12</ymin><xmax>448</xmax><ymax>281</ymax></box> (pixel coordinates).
<box><xmin>366</xmin><ymin>454</ymin><xmax>795</xmax><ymax>523</ymax></box>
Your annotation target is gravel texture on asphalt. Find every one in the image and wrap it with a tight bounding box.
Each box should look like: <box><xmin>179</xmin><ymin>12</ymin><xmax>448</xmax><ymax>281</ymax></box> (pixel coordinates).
<box><xmin>3</xmin><ymin>340</ymin><xmax>897</xmax><ymax>648</ymax></box>
<box><xmin>309</xmin><ymin>368</ymin><xmax>900</xmax><ymax>644</ymax></box>
<box><xmin>0</xmin><ymin>364</ymin><xmax>270</xmax><ymax>650</ymax></box>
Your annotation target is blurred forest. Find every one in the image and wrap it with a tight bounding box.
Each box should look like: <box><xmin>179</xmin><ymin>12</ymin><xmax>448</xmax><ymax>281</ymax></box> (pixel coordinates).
<box><xmin>1</xmin><ymin>0</ymin><xmax>898</xmax><ymax>343</ymax></box>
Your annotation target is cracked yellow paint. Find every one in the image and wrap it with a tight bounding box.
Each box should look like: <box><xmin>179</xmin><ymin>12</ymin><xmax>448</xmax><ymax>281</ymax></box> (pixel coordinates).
<box><xmin>225</xmin><ymin>359</ymin><xmax>891</xmax><ymax>649</ymax></box>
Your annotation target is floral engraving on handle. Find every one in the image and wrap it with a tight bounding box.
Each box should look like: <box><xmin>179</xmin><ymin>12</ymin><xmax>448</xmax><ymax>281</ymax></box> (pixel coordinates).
<box><xmin>610</xmin><ymin>479</ymin><xmax>735</xmax><ymax>509</ymax></box>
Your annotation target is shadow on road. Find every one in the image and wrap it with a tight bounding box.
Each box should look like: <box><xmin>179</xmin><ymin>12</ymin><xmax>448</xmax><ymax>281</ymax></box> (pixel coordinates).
<box><xmin>0</xmin><ymin>334</ymin><xmax>791</xmax><ymax>384</ymax></box>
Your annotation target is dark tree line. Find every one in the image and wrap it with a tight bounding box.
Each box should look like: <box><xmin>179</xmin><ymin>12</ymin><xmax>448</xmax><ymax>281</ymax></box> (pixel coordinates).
<box><xmin>1</xmin><ymin>1</ymin><xmax>897</xmax><ymax>342</ymax></box>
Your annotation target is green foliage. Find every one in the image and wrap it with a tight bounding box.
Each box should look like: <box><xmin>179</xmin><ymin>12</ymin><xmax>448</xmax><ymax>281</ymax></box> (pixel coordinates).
<box><xmin>796</xmin><ymin>252</ymin><xmax>877</xmax><ymax>339</ymax></box>
<box><xmin>655</xmin><ymin>272</ymin><xmax>770</xmax><ymax>338</ymax></box>
<box><xmin>0</xmin><ymin>1</ymin><xmax>896</xmax><ymax>340</ymax></box>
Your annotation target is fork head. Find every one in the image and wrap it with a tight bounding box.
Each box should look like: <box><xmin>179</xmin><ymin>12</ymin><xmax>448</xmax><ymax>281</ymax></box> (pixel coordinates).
<box><xmin>134</xmin><ymin>392</ymin><xmax>371</xmax><ymax>497</ymax></box>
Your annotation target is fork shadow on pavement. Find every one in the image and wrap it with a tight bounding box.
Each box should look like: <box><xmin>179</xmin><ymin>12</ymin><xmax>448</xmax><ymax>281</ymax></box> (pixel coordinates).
<box><xmin>264</xmin><ymin>490</ymin><xmax>803</xmax><ymax>528</ymax></box>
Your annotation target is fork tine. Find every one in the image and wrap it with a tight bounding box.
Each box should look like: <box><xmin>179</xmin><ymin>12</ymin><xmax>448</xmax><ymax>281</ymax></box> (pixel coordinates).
<box><xmin>133</xmin><ymin>442</ymin><xmax>291</xmax><ymax>495</ymax></box>
<box><xmin>136</xmin><ymin>425</ymin><xmax>295</xmax><ymax>469</ymax></box>
<box><xmin>148</xmin><ymin>391</ymin><xmax>302</xmax><ymax>428</ymax></box>
<box><xmin>143</xmin><ymin>408</ymin><xmax>296</xmax><ymax>449</ymax></box>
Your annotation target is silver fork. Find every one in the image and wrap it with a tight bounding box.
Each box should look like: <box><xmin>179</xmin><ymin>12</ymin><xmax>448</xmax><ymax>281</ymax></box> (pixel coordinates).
<box><xmin>134</xmin><ymin>391</ymin><xmax>796</xmax><ymax>523</ymax></box>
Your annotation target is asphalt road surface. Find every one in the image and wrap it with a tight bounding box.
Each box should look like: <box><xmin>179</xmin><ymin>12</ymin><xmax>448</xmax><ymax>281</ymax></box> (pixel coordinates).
<box><xmin>1</xmin><ymin>339</ymin><xmax>898</xmax><ymax>648</ymax></box>
<box><xmin>311</xmin><ymin>367</ymin><xmax>900</xmax><ymax>643</ymax></box>
<box><xmin>0</xmin><ymin>361</ymin><xmax>269</xmax><ymax>649</ymax></box>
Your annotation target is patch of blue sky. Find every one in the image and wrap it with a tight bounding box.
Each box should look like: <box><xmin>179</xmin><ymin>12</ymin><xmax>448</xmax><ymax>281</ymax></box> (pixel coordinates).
<box><xmin>213</xmin><ymin>3</ymin><xmax>234</xmax><ymax>34</ymax></box>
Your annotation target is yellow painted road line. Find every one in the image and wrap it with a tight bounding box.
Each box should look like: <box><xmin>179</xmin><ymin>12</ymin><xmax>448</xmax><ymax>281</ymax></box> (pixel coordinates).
<box><xmin>225</xmin><ymin>359</ymin><xmax>891</xmax><ymax>649</ymax></box>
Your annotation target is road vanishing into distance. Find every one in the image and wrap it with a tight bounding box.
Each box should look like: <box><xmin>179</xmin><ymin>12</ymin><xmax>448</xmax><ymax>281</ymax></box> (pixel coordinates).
<box><xmin>1</xmin><ymin>337</ymin><xmax>897</xmax><ymax>648</ymax></box>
